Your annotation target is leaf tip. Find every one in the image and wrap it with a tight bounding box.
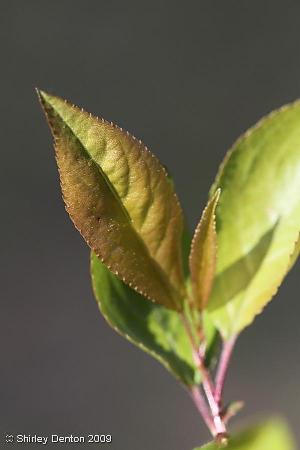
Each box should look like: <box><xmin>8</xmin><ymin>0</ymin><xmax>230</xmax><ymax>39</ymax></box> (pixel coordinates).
<box><xmin>214</xmin><ymin>187</ymin><xmax>221</xmax><ymax>201</ymax></box>
<box><xmin>36</xmin><ymin>87</ymin><xmax>54</xmax><ymax>107</ymax></box>
<box><xmin>36</xmin><ymin>88</ymin><xmax>51</xmax><ymax>115</ymax></box>
<box><xmin>35</xmin><ymin>86</ymin><xmax>45</xmax><ymax>100</ymax></box>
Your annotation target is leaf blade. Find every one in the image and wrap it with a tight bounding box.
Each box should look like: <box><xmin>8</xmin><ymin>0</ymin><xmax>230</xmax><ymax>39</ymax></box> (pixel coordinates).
<box><xmin>38</xmin><ymin>90</ymin><xmax>185</xmax><ymax>310</ymax></box>
<box><xmin>189</xmin><ymin>189</ymin><xmax>220</xmax><ymax>310</ymax></box>
<box><xmin>208</xmin><ymin>101</ymin><xmax>300</xmax><ymax>338</ymax></box>
<box><xmin>91</xmin><ymin>251</ymin><xmax>217</xmax><ymax>385</ymax></box>
<box><xmin>91</xmin><ymin>252</ymin><xmax>198</xmax><ymax>385</ymax></box>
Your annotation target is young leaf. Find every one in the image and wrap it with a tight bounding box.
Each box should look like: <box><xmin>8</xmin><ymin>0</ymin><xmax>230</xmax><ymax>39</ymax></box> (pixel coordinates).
<box><xmin>91</xmin><ymin>252</ymin><xmax>216</xmax><ymax>385</ymax></box>
<box><xmin>189</xmin><ymin>189</ymin><xmax>220</xmax><ymax>310</ymax></box>
<box><xmin>208</xmin><ymin>101</ymin><xmax>300</xmax><ymax>339</ymax></box>
<box><xmin>37</xmin><ymin>90</ymin><xmax>186</xmax><ymax>311</ymax></box>
<box><xmin>195</xmin><ymin>417</ymin><xmax>295</xmax><ymax>450</ymax></box>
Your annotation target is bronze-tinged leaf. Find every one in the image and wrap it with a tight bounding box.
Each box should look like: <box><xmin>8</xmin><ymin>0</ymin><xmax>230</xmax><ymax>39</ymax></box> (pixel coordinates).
<box><xmin>189</xmin><ymin>190</ymin><xmax>220</xmax><ymax>310</ymax></box>
<box><xmin>37</xmin><ymin>90</ymin><xmax>186</xmax><ymax>310</ymax></box>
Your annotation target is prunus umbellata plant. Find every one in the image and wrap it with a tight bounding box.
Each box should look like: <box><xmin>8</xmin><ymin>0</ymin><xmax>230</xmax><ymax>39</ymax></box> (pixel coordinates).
<box><xmin>37</xmin><ymin>90</ymin><xmax>300</xmax><ymax>450</ymax></box>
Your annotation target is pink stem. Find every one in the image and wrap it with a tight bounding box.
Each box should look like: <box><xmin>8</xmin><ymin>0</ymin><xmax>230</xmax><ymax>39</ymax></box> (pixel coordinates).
<box><xmin>195</xmin><ymin>353</ymin><xmax>227</xmax><ymax>436</ymax></box>
<box><xmin>180</xmin><ymin>313</ymin><xmax>227</xmax><ymax>437</ymax></box>
<box><xmin>190</xmin><ymin>386</ymin><xmax>215</xmax><ymax>435</ymax></box>
<box><xmin>214</xmin><ymin>336</ymin><xmax>237</xmax><ymax>406</ymax></box>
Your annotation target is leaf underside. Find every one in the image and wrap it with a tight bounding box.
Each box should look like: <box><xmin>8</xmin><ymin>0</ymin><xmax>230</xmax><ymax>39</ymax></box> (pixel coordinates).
<box><xmin>91</xmin><ymin>252</ymin><xmax>216</xmax><ymax>385</ymax></box>
<box><xmin>37</xmin><ymin>90</ymin><xmax>185</xmax><ymax>311</ymax></box>
<box><xmin>196</xmin><ymin>418</ymin><xmax>295</xmax><ymax>450</ymax></box>
<box><xmin>208</xmin><ymin>101</ymin><xmax>300</xmax><ymax>339</ymax></box>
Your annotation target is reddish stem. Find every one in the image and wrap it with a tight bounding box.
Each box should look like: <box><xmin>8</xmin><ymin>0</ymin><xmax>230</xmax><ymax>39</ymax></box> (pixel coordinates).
<box><xmin>194</xmin><ymin>351</ymin><xmax>227</xmax><ymax>436</ymax></box>
<box><xmin>214</xmin><ymin>336</ymin><xmax>237</xmax><ymax>406</ymax></box>
<box><xmin>180</xmin><ymin>313</ymin><xmax>227</xmax><ymax>437</ymax></box>
<box><xmin>190</xmin><ymin>386</ymin><xmax>215</xmax><ymax>435</ymax></box>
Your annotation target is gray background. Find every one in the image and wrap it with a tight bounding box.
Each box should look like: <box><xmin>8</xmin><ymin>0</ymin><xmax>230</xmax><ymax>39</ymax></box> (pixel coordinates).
<box><xmin>1</xmin><ymin>1</ymin><xmax>300</xmax><ymax>449</ymax></box>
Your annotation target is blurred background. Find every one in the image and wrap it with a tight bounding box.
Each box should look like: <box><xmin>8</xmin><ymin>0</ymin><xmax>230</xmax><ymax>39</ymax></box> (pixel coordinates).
<box><xmin>1</xmin><ymin>1</ymin><xmax>300</xmax><ymax>449</ymax></box>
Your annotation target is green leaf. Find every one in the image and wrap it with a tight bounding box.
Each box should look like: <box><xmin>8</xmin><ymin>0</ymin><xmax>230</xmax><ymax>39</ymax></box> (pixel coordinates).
<box><xmin>91</xmin><ymin>252</ymin><xmax>216</xmax><ymax>385</ymax></box>
<box><xmin>195</xmin><ymin>418</ymin><xmax>295</xmax><ymax>450</ymax></box>
<box><xmin>190</xmin><ymin>189</ymin><xmax>220</xmax><ymax>310</ymax></box>
<box><xmin>208</xmin><ymin>102</ymin><xmax>300</xmax><ymax>338</ymax></box>
<box><xmin>91</xmin><ymin>252</ymin><xmax>194</xmax><ymax>384</ymax></box>
<box><xmin>288</xmin><ymin>232</ymin><xmax>300</xmax><ymax>270</ymax></box>
<box><xmin>37</xmin><ymin>90</ymin><xmax>186</xmax><ymax>311</ymax></box>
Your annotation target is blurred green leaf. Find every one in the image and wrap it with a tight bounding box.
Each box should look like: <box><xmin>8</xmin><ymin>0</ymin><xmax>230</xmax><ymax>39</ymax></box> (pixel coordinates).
<box><xmin>190</xmin><ymin>189</ymin><xmax>220</xmax><ymax>310</ymax></box>
<box><xmin>91</xmin><ymin>252</ymin><xmax>216</xmax><ymax>385</ymax></box>
<box><xmin>208</xmin><ymin>102</ymin><xmax>300</xmax><ymax>338</ymax></box>
<box><xmin>195</xmin><ymin>418</ymin><xmax>295</xmax><ymax>450</ymax></box>
<box><xmin>38</xmin><ymin>90</ymin><xmax>186</xmax><ymax>311</ymax></box>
